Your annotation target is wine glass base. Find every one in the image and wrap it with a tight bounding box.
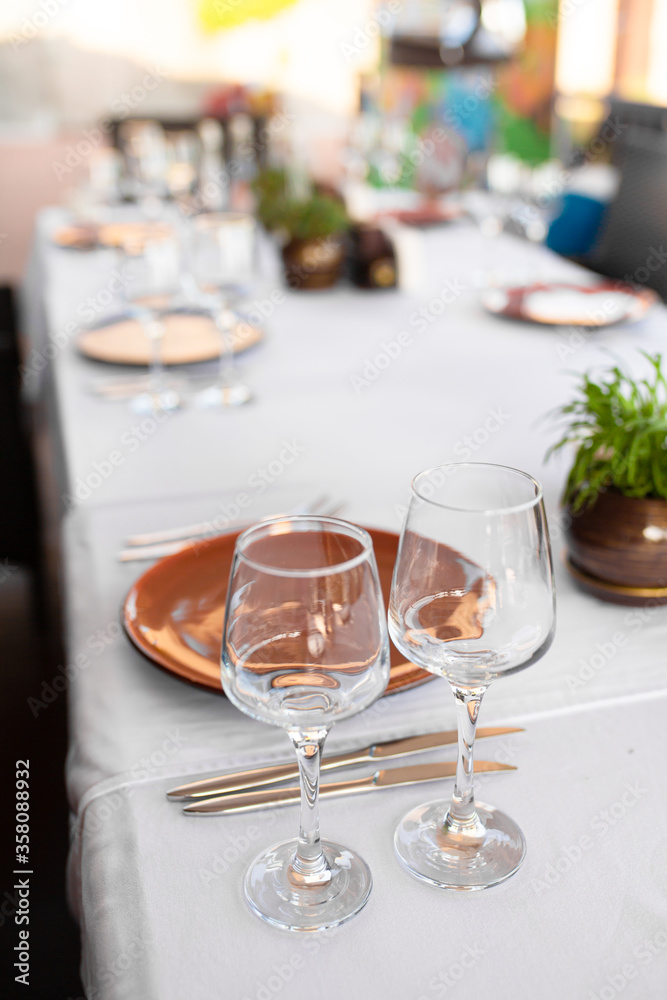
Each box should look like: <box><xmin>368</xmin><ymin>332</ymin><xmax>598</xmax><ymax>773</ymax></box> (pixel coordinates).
<box><xmin>130</xmin><ymin>387</ymin><xmax>181</xmax><ymax>415</ymax></box>
<box><xmin>394</xmin><ymin>799</ymin><xmax>526</xmax><ymax>891</ymax></box>
<box><xmin>196</xmin><ymin>383</ymin><xmax>251</xmax><ymax>408</ymax></box>
<box><xmin>244</xmin><ymin>839</ymin><xmax>372</xmax><ymax>932</ymax></box>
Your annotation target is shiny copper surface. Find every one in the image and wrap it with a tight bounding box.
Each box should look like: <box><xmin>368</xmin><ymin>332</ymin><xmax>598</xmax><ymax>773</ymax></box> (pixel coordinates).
<box><xmin>123</xmin><ymin>526</ymin><xmax>433</xmax><ymax>696</ymax></box>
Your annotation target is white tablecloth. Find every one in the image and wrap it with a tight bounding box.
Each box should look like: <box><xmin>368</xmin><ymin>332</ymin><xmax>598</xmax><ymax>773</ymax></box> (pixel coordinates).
<box><xmin>25</xmin><ymin>209</ymin><xmax>667</xmax><ymax>999</ymax></box>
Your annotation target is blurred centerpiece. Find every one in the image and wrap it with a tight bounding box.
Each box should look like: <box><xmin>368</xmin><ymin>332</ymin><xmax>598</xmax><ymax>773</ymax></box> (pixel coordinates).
<box><xmin>253</xmin><ymin>168</ymin><xmax>349</xmax><ymax>289</ymax></box>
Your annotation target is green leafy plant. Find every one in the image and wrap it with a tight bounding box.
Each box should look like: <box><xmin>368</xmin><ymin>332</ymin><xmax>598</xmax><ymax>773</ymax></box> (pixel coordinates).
<box><xmin>253</xmin><ymin>168</ymin><xmax>348</xmax><ymax>242</ymax></box>
<box><xmin>252</xmin><ymin>167</ymin><xmax>290</xmax><ymax>232</ymax></box>
<box><xmin>547</xmin><ymin>352</ymin><xmax>667</xmax><ymax>511</ymax></box>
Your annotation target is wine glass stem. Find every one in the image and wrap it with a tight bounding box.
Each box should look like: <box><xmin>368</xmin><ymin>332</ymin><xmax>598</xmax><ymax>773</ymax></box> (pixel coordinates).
<box><xmin>145</xmin><ymin>317</ymin><xmax>165</xmax><ymax>393</ymax></box>
<box><xmin>287</xmin><ymin>728</ymin><xmax>331</xmax><ymax>886</ymax></box>
<box><xmin>215</xmin><ymin>301</ymin><xmax>236</xmax><ymax>387</ymax></box>
<box><xmin>446</xmin><ymin>684</ymin><xmax>488</xmax><ymax>834</ymax></box>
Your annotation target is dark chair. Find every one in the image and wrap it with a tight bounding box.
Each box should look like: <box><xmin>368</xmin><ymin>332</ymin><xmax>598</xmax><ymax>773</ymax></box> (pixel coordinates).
<box><xmin>590</xmin><ymin>125</ymin><xmax>667</xmax><ymax>300</ymax></box>
<box><xmin>0</xmin><ymin>286</ymin><xmax>43</xmax><ymax>600</ymax></box>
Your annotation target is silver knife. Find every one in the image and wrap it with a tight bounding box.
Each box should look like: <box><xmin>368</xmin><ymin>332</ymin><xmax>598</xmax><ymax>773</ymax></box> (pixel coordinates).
<box><xmin>182</xmin><ymin>760</ymin><xmax>516</xmax><ymax>815</ymax></box>
<box><xmin>168</xmin><ymin>726</ymin><xmax>523</xmax><ymax>800</ymax></box>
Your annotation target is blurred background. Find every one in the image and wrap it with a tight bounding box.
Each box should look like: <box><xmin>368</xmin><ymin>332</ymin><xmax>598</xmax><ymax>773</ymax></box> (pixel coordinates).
<box><xmin>1</xmin><ymin>0</ymin><xmax>666</xmax><ymax>281</ymax></box>
<box><xmin>1</xmin><ymin>1</ymin><xmax>667</xmax><ymax>995</ymax></box>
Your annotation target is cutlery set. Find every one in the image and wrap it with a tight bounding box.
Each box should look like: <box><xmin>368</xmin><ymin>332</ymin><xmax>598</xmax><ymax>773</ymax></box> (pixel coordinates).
<box><xmin>167</xmin><ymin>726</ymin><xmax>523</xmax><ymax>816</ymax></box>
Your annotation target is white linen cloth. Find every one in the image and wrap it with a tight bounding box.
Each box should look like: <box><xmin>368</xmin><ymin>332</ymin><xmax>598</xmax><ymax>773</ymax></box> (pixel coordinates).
<box><xmin>24</xmin><ymin>211</ymin><xmax>667</xmax><ymax>999</ymax></box>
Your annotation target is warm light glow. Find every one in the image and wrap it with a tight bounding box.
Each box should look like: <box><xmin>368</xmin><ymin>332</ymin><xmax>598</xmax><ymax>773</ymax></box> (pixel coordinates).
<box><xmin>0</xmin><ymin>0</ymin><xmax>375</xmax><ymax>115</ymax></box>
<box><xmin>199</xmin><ymin>0</ymin><xmax>300</xmax><ymax>32</ymax></box>
<box><xmin>555</xmin><ymin>0</ymin><xmax>619</xmax><ymax>98</ymax></box>
<box><xmin>481</xmin><ymin>0</ymin><xmax>526</xmax><ymax>46</ymax></box>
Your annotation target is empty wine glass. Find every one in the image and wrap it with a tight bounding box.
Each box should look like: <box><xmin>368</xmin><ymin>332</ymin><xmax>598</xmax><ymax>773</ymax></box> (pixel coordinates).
<box><xmin>189</xmin><ymin>211</ymin><xmax>256</xmax><ymax>408</ymax></box>
<box><xmin>389</xmin><ymin>463</ymin><xmax>555</xmax><ymax>890</ymax></box>
<box><xmin>118</xmin><ymin>119</ymin><xmax>168</xmax><ymax>211</ymax></box>
<box><xmin>120</xmin><ymin>231</ymin><xmax>182</xmax><ymax>414</ymax></box>
<box><xmin>221</xmin><ymin>515</ymin><xmax>391</xmax><ymax>931</ymax></box>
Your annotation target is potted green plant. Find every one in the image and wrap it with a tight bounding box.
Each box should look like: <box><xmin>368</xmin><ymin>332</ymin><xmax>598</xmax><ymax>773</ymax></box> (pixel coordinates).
<box><xmin>548</xmin><ymin>352</ymin><xmax>667</xmax><ymax>604</ymax></box>
<box><xmin>253</xmin><ymin>168</ymin><xmax>348</xmax><ymax>289</ymax></box>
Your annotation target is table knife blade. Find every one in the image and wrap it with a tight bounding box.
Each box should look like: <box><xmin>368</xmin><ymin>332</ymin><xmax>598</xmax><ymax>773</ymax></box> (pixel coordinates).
<box><xmin>167</xmin><ymin>726</ymin><xmax>523</xmax><ymax>801</ymax></box>
<box><xmin>182</xmin><ymin>760</ymin><xmax>516</xmax><ymax>815</ymax></box>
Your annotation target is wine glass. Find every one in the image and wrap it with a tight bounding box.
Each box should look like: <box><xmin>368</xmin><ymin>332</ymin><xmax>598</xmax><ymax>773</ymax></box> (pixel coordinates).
<box><xmin>118</xmin><ymin>119</ymin><xmax>168</xmax><ymax>211</ymax></box>
<box><xmin>188</xmin><ymin>211</ymin><xmax>256</xmax><ymax>408</ymax></box>
<box><xmin>120</xmin><ymin>232</ymin><xmax>182</xmax><ymax>414</ymax></box>
<box><xmin>221</xmin><ymin>515</ymin><xmax>391</xmax><ymax>931</ymax></box>
<box><xmin>389</xmin><ymin>463</ymin><xmax>555</xmax><ymax>890</ymax></box>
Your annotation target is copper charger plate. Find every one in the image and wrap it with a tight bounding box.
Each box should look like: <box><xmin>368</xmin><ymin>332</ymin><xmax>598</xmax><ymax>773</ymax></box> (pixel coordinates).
<box><xmin>53</xmin><ymin>221</ymin><xmax>174</xmax><ymax>252</ymax></box>
<box><xmin>123</xmin><ymin>527</ymin><xmax>433</xmax><ymax>696</ymax></box>
<box><xmin>481</xmin><ymin>281</ymin><xmax>658</xmax><ymax>327</ymax></box>
<box><xmin>77</xmin><ymin>313</ymin><xmax>263</xmax><ymax>366</ymax></box>
<box><xmin>53</xmin><ymin>224</ymin><xmax>99</xmax><ymax>251</ymax></box>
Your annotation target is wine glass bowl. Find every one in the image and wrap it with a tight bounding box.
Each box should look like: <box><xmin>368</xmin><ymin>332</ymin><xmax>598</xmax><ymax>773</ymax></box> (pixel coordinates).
<box><xmin>389</xmin><ymin>463</ymin><xmax>555</xmax><ymax>890</ymax></box>
<box><xmin>221</xmin><ymin>515</ymin><xmax>390</xmax><ymax>930</ymax></box>
<box><xmin>223</xmin><ymin>520</ymin><xmax>389</xmax><ymax>728</ymax></box>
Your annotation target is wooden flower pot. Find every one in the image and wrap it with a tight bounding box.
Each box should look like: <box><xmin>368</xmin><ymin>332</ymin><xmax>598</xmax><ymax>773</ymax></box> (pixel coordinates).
<box><xmin>565</xmin><ymin>490</ymin><xmax>667</xmax><ymax>605</ymax></box>
<box><xmin>281</xmin><ymin>237</ymin><xmax>344</xmax><ymax>290</ymax></box>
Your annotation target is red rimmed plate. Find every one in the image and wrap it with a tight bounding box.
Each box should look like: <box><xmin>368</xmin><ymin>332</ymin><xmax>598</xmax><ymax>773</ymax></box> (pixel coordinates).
<box><xmin>481</xmin><ymin>281</ymin><xmax>658</xmax><ymax>327</ymax></box>
<box><xmin>123</xmin><ymin>526</ymin><xmax>433</xmax><ymax>697</ymax></box>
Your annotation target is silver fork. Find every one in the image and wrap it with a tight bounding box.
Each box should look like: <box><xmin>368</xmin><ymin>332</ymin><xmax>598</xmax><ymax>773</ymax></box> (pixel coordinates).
<box><xmin>117</xmin><ymin>496</ymin><xmax>343</xmax><ymax>562</ymax></box>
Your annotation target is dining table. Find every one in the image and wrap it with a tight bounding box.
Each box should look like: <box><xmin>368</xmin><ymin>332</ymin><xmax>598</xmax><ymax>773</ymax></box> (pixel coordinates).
<box><xmin>22</xmin><ymin>205</ymin><xmax>667</xmax><ymax>999</ymax></box>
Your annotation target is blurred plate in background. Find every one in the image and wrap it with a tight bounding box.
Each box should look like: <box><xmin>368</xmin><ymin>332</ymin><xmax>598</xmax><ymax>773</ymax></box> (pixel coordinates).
<box><xmin>481</xmin><ymin>281</ymin><xmax>658</xmax><ymax>327</ymax></box>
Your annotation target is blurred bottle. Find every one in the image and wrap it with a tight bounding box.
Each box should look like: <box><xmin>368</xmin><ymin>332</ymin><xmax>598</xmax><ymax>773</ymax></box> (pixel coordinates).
<box><xmin>197</xmin><ymin>118</ymin><xmax>228</xmax><ymax>212</ymax></box>
<box><xmin>348</xmin><ymin>224</ymin><xmax>398</xmax><ymax>289</ymax></box>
